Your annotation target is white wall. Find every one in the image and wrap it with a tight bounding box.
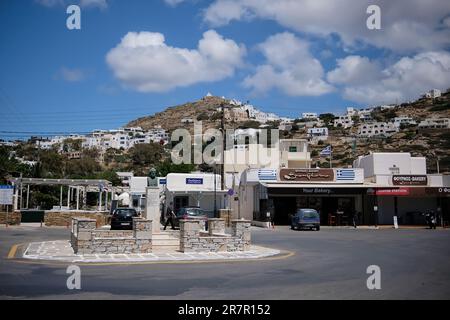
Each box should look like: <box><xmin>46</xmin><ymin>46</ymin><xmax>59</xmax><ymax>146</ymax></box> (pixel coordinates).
<box><xmin>130</xmin><ymin>177</ymin><xmax>148</xmax><ymax>194</ymax></box>
<box><xmin>354</xmin><ymin>153</ymin><xmax>427</xmax><ymax>178</ymax></box>
<box><xmin>166</xmin><ymin>173</ymin><xmax>221</xmax><ymax>191</ymax></box>
<box><xmin>411</xmin><ymin>157</ymin><xmax>426</xmax><ymax>174</ymax></box>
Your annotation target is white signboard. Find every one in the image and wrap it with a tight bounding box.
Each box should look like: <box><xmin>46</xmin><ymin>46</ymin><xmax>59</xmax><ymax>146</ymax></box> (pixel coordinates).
<box><xmin>0</xmin><ymin>186</ymin><xmax>14</xmax><ymax>205</ymax></box>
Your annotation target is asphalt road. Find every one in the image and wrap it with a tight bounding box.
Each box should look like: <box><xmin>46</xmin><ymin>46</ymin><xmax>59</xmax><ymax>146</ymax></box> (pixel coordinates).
<box><xmin>0</xmin><ymin>224</ymin><xmax>449</xmax><ymax>299</ymax></box>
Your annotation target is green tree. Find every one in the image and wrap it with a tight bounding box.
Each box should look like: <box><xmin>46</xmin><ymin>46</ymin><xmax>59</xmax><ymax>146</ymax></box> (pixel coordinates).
<box><xmin>156</xmin><ymin>160</ymin><xmax>195</xmax><ymax>177</ymax></box>
<box><xmin>39</xmin><ymin>150</ymin><xmax>65</xmax><ymax>177</ymax></box>
<box><xmin>0</xmin><ymin>146</ymin><xmax>33</xmax><ymax>182</ymax></box>
<box><xmin>96</xmin><ymin>170</ymin><xmax>121</xmax><ymax>186</ymax></box>
<box><xmin>239</xmin><ymin>120</ymin><xmax>261</xmax><ymax>129</ymax></box>
<box><xmin>196</xmin><ymin>112</ymin><xmax>210</xmax><ymax>121</ymax></box>
<box><xmin>129</xmin><ymin>143</ymin><xmax>165</xmax><ymax>166</ymax></box>
<box><xmin>319</xmin><ymin>113</ymin><xmax>335</xmax><ymax>126</ymax></box>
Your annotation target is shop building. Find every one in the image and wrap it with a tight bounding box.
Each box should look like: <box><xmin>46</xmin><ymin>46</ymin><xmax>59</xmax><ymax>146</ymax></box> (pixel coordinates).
<box><xmin>354</xmin><ymin>153</ymin><xmax>450</xmax><ymax>225</ymax></box>
<box><xmin>163</xmin><ymin>173</ymin><xmax>227</xmax><ymax>216</ymax></box>
<box><xmin>238</xmin><ymin>152</ymin><xmax>449</xmax><ymax>227</ymax></box>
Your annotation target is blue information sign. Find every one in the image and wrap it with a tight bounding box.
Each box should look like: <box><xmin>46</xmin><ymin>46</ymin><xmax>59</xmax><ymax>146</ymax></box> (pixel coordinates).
<box><xmin>186</xmin><ymin>178</ymin><xmax>203</xmax><ymax>185</ymax></box>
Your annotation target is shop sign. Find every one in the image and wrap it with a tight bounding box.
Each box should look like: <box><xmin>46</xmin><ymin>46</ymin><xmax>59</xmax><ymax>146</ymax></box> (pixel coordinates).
<box><xmin>186</xmin><ymin>178</ymin><xmax>203</xmax><ymax>185</ymax></box>
<box><xmin>376</xmin><ymin>188</ymin><xmax>410</xmax><ymax>196</ymax></box>
<box><xmin>302</xmin><ymin>188</ymin><xmax>333</xmax><ymax>194</ymax></box>
<box><xmin>425</xmin><ymin>187</ymin><xmax>450</xmax><ymax>196</ymax></box>
<box><xmin>0</xmin><ymin>185</ymin><xmax>13</xmax><ymax>205</ymax></box>
<box><xmin>392</xmin><ymin>175</ymin><xmax>427</xmax><ymax>186</ymax></box>
<box><xmin>438</xmin><ymin>187</ymin><xmax>450</xmax><ymax>194</ymax></box>
<box><xmin>280</xmin><ymin>169</ymin><xmax>334</xmax><ymax>182</ymax></box>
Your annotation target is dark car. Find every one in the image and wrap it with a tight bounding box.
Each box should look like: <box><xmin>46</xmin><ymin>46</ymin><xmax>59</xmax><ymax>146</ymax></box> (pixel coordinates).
<box><xmin>174</xmin><ymin>207</ymin><xmax>208</xmax><ymax>228</ymax></box>
<box><xmin>291</xmin><ymin>208</ymin><xmax>320</xmax><ymax>231</ymax></box>
<box><xmin>111</xmin><ymin>208</ymin><xmax>139</xmax><ymax>230</ymax></box>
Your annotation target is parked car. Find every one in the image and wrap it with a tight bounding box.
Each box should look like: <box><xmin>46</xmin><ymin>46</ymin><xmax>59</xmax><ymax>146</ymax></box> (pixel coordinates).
<box><xmin>174</xmin><ymin>207</ymin><xmax>208</xmax><ymax>228</ymax></box>
<box><xmin>111</xmin><ymin>208</ymin><xmax>139</xmax><ymax>230</ymax></box>
<box><xmin>291</xmin><ymin>208</ymin><xmax>320</xmax><ymax>231</ymax></box>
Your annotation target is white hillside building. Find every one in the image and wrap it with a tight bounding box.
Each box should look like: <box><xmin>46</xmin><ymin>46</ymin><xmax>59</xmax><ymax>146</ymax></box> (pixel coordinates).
<box><xmin>392</xmin><ymin>116</ymin><xmax>417</xmax><ymax>128</ymax></box>
<box><xmin>418</xmin><ymin>117</ymin><xmax>450</xmax><ymax>129</ymax></box>
<box><xmin>301</xmin><ymin>112</ymin><xmax>318</xmax><ymax>120</ymax></box>
<box><xmin>334</xmin><ymin>115</ymin><xmax>354</xmax><ymax>128</ymax></box>
<box><xmin>424</xmin><ymin>89</ymin><xmax>441</xmax><ymax>99</ymax></box>
<box><xmin>357</xmin><ymin>122</ymin><xmax>398</xmax><ymax>137</ymax></box>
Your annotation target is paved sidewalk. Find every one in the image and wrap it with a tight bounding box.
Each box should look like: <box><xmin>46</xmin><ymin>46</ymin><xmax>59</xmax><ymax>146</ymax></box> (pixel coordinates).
<box><xmin>22</xmin><ymin>240</ymin><xmax>282</xmax><ymax>263</ymax></box>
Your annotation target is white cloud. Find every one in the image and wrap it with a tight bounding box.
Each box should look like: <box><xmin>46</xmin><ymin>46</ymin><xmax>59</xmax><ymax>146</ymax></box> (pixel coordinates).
<box><xmin>57</xmin><ymin>67</ymin><xmax>85</xmax><ymax>82</ymax></box>
<box><xmin>80</xmin><ymin>0</ymin><xmax>107</xmax><ymax>9</ymax></box>
<box><xmin>163</xmin><ymin>0</ymin><xmax>185</xmax><ymax>7</ymax></box>
<box><xmin>329</xmin><ymin>52</ymin><xmax>450</xmax><ymax>105</ymax></box>
<box><xmin>106</xmin><ymin>30</ymin><xmax>246</xmax><ymax>92</ymax></box>
<box><xmin>327</xmin><ymin>55</ymin><xmax>381</xmax><ymax>85</ymax></box>
<box><xmin>243</xmin><ymin>32</ymin><xmax>334</xmax><ymax>96</ymax></box>
<box><xmin>35</xmin><ymin>0</ymin><xmax>65</xmax><ymax>6</ymax></box>
<box><xmin>203</xmin><ymin>0</ymin><xmax>450</xmax><ymax>53</ymax></box>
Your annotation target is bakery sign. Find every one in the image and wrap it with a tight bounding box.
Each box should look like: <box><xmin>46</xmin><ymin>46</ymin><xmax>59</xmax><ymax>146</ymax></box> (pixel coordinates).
<box><xmin>392</xmin><ymin>175</ymin><xmax>428</xmax><ymax>186</ymax></box>
<box><xmin>280</xmin><ymin>168</ymin><xmax>334</xmax><ymax>182</ymax></box>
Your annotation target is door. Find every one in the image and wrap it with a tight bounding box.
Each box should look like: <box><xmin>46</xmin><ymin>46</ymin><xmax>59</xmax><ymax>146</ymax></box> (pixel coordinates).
<box><xmin>174</xmin><ymin>196</ymin><xmax>189</xmax><ymax>213</ymax></box>
<box><xmin>273</xmin><ymin>197</ymin><xmax>297</xmax><ymax>225</ymax></box>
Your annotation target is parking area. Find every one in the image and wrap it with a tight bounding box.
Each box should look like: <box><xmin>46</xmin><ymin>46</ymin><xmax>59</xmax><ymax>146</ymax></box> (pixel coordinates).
<box><xmin>0</xmin><ymin>224</ymin><xmax>449</xmax><ymax>299</ymax></box>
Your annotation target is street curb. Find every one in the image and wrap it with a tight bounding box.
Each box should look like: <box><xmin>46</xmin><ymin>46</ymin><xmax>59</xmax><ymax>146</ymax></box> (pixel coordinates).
<box><xmin>10</xmin><ymin>241</ymin><xmax>291</xmax><ymax>266</ymax></box>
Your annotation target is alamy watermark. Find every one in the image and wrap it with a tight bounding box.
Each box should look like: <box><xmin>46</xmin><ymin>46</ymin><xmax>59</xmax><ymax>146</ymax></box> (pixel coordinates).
<box><xmin>170</xmin><ymin>122</ymin><xmax>280</xmax><ymax>166</ymax></box>
<box><xmin>367</xmin><ymin>5</ymin><xmax>381</xmax><ymax>30</ymax></box>
<box><xmin>366</xmin><ymin>265</ymin><xmax>381</xmax><ymax>290</ymax></box>
<box><xmin>66</xmin><ymin>265</ymin><xmax>81</xmax><ymax>290</ymax></box>
<box><xmin>66</xmin><ymin>5</ymin><xmax>81</xmax><ymax>30</ymax></box>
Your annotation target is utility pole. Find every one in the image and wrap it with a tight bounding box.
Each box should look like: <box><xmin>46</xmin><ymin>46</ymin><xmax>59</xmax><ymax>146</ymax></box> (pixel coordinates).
<box><xmin>213</xmin><ymin>166</ymin><xmax>217</xmax><ymax>218</ymax></box>
<box><xmin>437</xmin><ymin>156</ymin><xmax>440</xmax><ymax>174</ymax></box>
<box><xmin>220</xmin><ymin>102</ymin><xmax>225</xmax><ymax>192</ymax></box>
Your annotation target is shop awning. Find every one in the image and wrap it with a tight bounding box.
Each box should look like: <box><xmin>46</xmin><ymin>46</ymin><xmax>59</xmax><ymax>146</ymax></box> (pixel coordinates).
<box><xmin>261</xmin><ymin>182</ymin><xmax>370</xmax><ymax>188</ymax></box>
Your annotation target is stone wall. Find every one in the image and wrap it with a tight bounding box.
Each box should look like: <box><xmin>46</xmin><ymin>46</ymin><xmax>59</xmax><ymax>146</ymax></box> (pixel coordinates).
<box><xmin>0</xmin><ymin>211</ymin><xmax>21</xmax><ymax>225</ymax></box>
<box><xmin>45</xmin><ymin>211</ymin><xmax>109</xmax><ymax>227</ymax></box>
<box><xmin>71</xmin><ymin>217</ymin><xmax>152</xmax><ymax>254</ymax></box>
<box><xmin>180</xmin><ymin>218</ymin><xmax>251</xmax><ymax>253</ymax></box>
<box><xmin>219</xmin><ymin>209</ymin><xmax>233</xmax><ymax>227</ymax></box>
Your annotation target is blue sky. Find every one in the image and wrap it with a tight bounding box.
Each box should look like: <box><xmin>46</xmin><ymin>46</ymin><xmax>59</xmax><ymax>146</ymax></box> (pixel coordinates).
<box><xmin>1</xmin><ymin>0</ymin><xmax>450</xmax><ymax>139</ymax></box>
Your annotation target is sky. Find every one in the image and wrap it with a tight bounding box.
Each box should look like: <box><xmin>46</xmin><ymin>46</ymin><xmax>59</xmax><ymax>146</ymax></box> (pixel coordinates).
<box><xmin>1</xmin><ymin>0</ymin><xmax>450</xmax><ymax>140</ymax></box>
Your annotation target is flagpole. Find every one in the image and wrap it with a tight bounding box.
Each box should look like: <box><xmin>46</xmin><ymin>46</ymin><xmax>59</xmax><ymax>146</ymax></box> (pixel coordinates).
<box><xmin>329</xmin><ymin>145</ymin><xmax>332</xmax><ymax>168</ymax></box>
<box><xmin>329</xmin><ymin>151</ymin><xmax>332</xmax><ymax>168</ymax></box>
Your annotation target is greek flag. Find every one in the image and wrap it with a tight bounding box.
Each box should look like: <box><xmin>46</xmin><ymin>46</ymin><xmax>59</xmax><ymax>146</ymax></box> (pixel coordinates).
<box><xmin>320</xmin><ymin>145</ymin><xmax>332</xmax><ymax>157</ymax></box>
<box><xmin>336</xmin><ymin>169</ymin><xmax>356</xmax><ymax>181</ymax></box>
<box><xmin>258</xmin><ymin>169</ymin><xmax>277</xmax><ymax>181</ymax></box>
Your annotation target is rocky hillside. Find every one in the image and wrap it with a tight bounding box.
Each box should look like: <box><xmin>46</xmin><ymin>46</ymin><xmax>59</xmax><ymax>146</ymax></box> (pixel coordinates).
<box><xmin>127</xmin><ymin>92</ymin><xmax>450</xmax><ymax>173</ymax></box>
<box><xmin>127</xmin><ymin>96</ymin><xmax>229</xmax><ymax>134</ymax></box>
<box><xmin>307</xmin><ymin>91</ymin><xmax>450</xmax><ymax>172</ymax></box>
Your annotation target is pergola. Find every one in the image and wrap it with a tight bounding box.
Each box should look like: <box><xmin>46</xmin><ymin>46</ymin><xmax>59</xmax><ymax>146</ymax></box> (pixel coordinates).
<box><xmin>8</xmin><ymin>178</ymin><xmax>114</xmax><ymax>212</ymax></box>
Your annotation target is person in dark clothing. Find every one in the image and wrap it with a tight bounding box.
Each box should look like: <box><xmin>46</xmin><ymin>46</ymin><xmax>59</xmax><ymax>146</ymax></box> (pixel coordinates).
<box><xmin>352</xmin><ymin>211</ymin><xmax>360</xmax><ymax>228</ymax></box>
<box><xmin>424</xmin><ymin>210</ymin><xmax>437</xmax><ymax>229</ymax></box>
<box><xmin>164</xmin><ymin>202</ymin><xmax>176</xmax><ymax>230</ymax></box>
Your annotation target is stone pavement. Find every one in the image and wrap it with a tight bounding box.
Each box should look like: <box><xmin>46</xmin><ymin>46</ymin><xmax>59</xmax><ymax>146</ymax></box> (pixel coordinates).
<box><xmin>22</xmin><ymin>240</ymin><xmax>281</xmax><ymax>263</ymax></box>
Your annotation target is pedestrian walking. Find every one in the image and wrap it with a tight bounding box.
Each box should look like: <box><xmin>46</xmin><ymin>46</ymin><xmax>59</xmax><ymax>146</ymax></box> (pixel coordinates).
<box><xmin>424</xmin><ymin>210</ymin><xmax>437</xmax><ymax>229</ymax></box>
<box><xmin>352</xmin><ymin>211</ymin><xmax>360</xmax><ymax>228</ymax></box>
<box><xmin>164</xmin><ymin>202</ymin><xmax>176</xmax><ymax>230</ymax></box>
